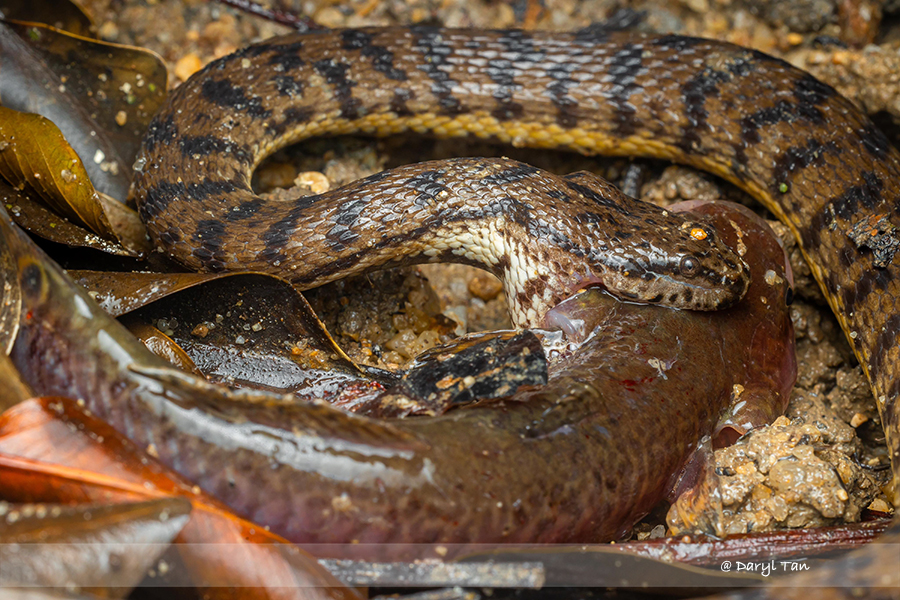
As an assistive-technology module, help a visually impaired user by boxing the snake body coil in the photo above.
[132,28,900,494]
[133,30,757,328]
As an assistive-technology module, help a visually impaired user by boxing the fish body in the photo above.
[5,199,794,558]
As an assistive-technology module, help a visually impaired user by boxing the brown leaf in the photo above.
[121,314,204,376]
[69,270,249,317]
[70,270,382,392]
[0,179,138,255]
[0,106,148,255]
[0,0,94,37]
[96,191,151,253]
[0,397,363,600]
[0,19,167,200]
[1,497,191,597]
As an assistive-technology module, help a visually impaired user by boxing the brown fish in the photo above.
[5,196,794,559]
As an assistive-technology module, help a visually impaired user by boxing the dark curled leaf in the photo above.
[0,20,167,200]
[70,269,381,392]
[0,178,140,255]
[132,273,375,393]
[456,545,765,589]
[69,270,231,317]
[0,0,94,37]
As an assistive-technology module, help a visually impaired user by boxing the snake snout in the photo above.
[672,244,751,311]
[706,261,752,310]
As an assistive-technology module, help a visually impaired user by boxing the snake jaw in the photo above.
[500,221,752,328]
[565,233,750,312]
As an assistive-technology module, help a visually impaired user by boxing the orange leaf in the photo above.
[0,397,362,600]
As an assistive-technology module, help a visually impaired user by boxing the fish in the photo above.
[4,197,795,559]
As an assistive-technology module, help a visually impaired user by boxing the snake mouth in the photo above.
[568,265,750,312]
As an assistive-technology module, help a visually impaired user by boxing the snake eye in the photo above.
[679,255,701,278]
[785,286,794,306]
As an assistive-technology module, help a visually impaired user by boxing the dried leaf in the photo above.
[69,270,258,317]
[96,191,150,253]
[455,546,765,588]
[0,178,137,255]
[0,0,94,37]
[0,397,362,600]
[70,270,382,391]
[0,498,191,597]
[0,106,148,255]
[121,314,204,376]
[0,19,167,199]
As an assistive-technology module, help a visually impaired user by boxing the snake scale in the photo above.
[132,28,900,513]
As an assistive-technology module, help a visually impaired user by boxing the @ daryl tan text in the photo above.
[720,560,811,576]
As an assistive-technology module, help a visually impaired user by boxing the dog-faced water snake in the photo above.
[132,31,760,328]
[131,28,900,507]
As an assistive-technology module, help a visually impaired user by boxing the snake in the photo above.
[131,27,900,513]
[131,32,757,329]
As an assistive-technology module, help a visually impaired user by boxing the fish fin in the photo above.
[666,436,727,538]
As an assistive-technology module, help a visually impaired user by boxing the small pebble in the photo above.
[850,412,868,427]
[467,274,503,301]
[174,53,203,82]
[97,21,118,41]
[314,6,345,28]
[868,498,892,513]
[295,171,331,194]
[257,162,297,191]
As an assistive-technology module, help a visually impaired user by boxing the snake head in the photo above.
[575,214,751,311]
